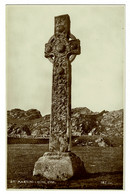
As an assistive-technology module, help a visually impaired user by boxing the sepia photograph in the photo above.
[6,4,124,189]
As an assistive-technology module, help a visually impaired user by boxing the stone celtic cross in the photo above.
[33,15,85,181]
[45,14,80,152]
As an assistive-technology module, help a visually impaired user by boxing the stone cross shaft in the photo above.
[45,14,80,152]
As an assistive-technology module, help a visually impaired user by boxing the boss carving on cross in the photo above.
[45,14,80,63]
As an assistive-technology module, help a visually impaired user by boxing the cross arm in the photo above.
[69,39,80,55]
[45,43,53,58]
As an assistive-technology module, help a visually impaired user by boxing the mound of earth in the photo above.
[7,108,42,121]
[7,108,123,145]
[99,110,123,137]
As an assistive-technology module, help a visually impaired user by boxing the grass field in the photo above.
[7,144,123,189]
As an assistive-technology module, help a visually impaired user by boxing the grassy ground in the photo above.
[72,135,123,147]
[7,144,123,189]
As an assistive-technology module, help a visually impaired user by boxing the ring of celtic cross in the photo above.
[45,33,77,63]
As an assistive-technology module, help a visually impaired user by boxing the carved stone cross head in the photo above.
[45,14,80,63]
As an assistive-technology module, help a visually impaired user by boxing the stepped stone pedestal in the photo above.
[33,152,86,181]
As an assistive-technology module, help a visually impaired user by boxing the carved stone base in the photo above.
[33,152,86,181]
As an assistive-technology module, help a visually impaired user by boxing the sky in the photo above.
[6,5,125,116]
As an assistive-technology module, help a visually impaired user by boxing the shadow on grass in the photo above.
[7,170,123,189]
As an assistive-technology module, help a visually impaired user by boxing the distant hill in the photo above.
[7,107,123,140]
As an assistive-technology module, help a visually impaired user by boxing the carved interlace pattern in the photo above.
[50,56,69,152]
[45,15,80,152]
